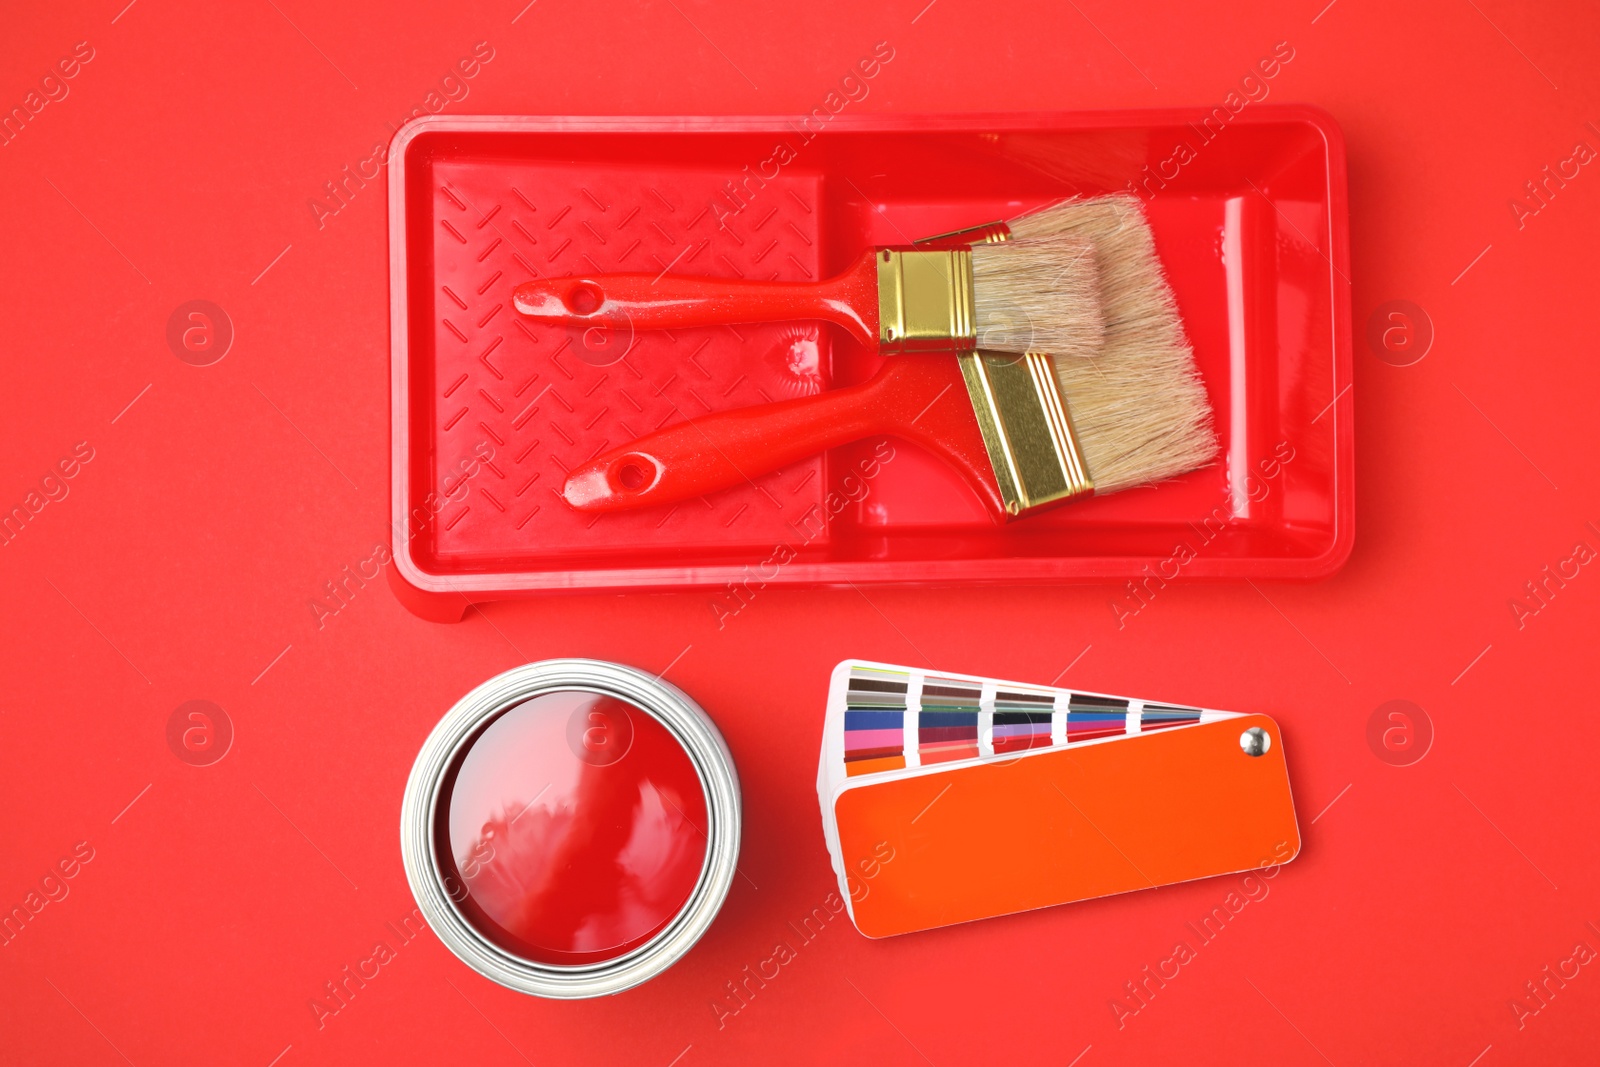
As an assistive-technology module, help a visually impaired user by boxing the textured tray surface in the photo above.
[424,159,827,560]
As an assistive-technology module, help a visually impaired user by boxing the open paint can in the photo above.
[401,659,740,998]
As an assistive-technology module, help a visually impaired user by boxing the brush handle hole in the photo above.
[564,282,605,316]
[614,455,656,492]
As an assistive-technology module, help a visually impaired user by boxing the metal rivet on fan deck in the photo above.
[1240,726,1271,757]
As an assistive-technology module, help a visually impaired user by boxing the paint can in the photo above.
[401,659,740,997]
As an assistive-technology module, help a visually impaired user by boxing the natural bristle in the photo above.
[1004,197,1123,242]
[970,237,1103,357]
[1037,196,1218,493]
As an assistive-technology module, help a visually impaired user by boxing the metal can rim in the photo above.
[400,658,740,998]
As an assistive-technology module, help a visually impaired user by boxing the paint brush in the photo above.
[929,194,1220,491]
[916,191,1160,247]
[511,236,1103,358]
[560,193,1215,519]
[560,337,1214,520]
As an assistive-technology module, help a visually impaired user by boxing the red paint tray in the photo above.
[387,109,1352,619]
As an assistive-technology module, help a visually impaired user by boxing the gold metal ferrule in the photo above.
[911,221,1013,248]
[876,249,977,354]
[958,350,1093,516]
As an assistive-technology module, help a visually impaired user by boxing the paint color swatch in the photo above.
[1141,704,1203,731]
[833,663,1211,778]
[842,665,909,777]
[1066,693,1129,743]
[918,675,980,765]
[818,660,1301,939]
[992,686,1054,755]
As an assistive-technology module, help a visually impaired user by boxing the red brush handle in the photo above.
[513,251,880,345]
[561,356,1006,518]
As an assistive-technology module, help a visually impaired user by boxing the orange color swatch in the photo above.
[833,714,1299,938]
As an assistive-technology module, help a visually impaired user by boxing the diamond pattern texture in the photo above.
[425,160,829,562]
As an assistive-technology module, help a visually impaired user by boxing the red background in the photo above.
[3,1,1598,1064]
